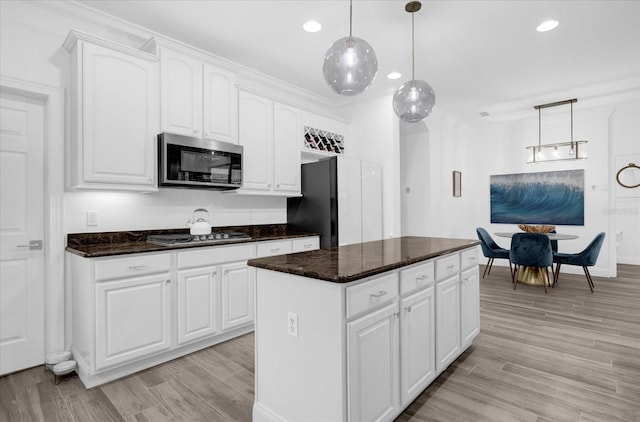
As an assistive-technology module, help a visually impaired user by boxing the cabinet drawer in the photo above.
[400,261,435,295]
[291,237,319,253]
[256,240,292,258]
[346,273,398,319]
[460,248,479,270]
[178,244,255,269]
[435,253,460,281]
[94,253,170,281]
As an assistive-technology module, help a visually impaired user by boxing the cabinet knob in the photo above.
[406,305,413,313]
[193,129,198,134]
[276,184,280,188]
[205,131,210,136]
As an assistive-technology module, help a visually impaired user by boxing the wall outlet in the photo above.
[287,312,298,338]
[87,211,98,227]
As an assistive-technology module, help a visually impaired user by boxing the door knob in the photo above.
[16,240,43,250]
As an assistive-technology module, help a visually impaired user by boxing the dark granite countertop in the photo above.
[247,236,480,283]
[66,224,319,258]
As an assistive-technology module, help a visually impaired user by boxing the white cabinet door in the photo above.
[238,91,273,191]
[460,267,480,349]
[95,274,171,370]
[361,160,383,243]
[400,286,435,406]
[203,64,237,143]
[347,302,399,422]
[273,102,301,194]
[221,261,254,330]
[177,266,219,345]
[435,275,461,373]
[338,157,363,246]
[70,39,158,190]
[160,48,202,137]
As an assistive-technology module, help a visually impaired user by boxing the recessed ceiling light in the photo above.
[303,21,322,33]
[536,20,559,32]
[387,72,402,80]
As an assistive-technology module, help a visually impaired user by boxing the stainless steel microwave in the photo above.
[158,133,243,190]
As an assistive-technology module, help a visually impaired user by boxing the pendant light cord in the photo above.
[349,0,353,40]
[411,10,415,81]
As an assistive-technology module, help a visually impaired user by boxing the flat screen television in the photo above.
[490,169,584,226]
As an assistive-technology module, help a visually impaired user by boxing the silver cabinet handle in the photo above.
[270,248,280,253]
[417,275,430,282]
[16,240,42,250]
[128,265,146,272]
[370,290,387,298]
[447,264,455,270]
[406,305,413,312]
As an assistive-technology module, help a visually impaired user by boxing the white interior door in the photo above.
[0,91,45,375]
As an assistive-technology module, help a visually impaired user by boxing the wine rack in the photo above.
[303,126,344,154]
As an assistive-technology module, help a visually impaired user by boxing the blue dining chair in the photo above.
[476,228,512,280]
[552,232,605,293]
[510,233,553,294]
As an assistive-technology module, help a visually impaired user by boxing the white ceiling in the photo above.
[74,0,640,120]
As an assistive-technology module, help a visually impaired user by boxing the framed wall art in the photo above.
[490,169,584,225]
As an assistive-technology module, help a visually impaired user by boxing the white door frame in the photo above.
[1,75,65,356]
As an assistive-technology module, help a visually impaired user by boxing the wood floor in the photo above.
[1,264,639,422]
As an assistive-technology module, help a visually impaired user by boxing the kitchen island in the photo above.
[247,236,480,422]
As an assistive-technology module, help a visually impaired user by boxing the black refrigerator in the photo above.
[287,157,339,249]
[287,156,383,249]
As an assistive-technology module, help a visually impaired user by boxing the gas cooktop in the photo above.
[146,232,252,246]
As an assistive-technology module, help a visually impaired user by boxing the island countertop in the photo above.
[247,236,480,283]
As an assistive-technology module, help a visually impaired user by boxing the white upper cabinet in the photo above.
[155,45,238,143]
[159,48,203,137]
[203,64,237,144]
[273,102,301,193]
[238,90,300,196]
[238,91,273,191]
[64,30,159,191]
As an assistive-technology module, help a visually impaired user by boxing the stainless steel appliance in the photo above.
[146,232,251,246]
[158,133,243,190]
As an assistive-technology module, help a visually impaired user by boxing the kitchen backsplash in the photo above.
[64,189,287,233]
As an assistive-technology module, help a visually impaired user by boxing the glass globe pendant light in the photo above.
[393,1,436,123]
[323,0,378,96]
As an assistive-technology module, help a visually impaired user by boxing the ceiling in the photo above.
[73,0,640,121]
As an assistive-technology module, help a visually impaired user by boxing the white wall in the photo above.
[396,97,640,277]
[611,101,640,265]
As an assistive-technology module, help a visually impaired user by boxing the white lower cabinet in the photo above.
[253,246,478,422]
[435,274,461,373]
[95,273,171,371]
[400,286,436,405]
[69,236,319,388]
[460,266,480,349]
[221,261,254,330]
[347,302,400,422]
[176,265,219,345]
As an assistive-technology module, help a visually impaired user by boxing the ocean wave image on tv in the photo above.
[490,169,584,225]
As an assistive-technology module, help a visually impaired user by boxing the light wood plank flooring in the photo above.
[1,264,639,421]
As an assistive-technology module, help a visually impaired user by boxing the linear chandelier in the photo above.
[527,98,588,164]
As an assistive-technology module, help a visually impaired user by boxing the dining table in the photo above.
[494,232,579,286]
